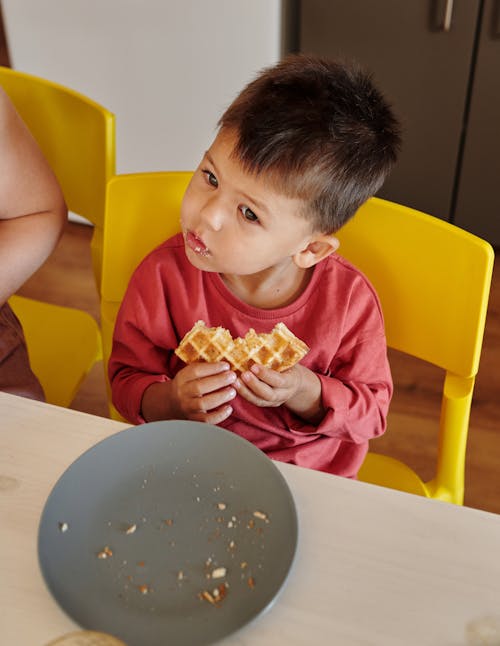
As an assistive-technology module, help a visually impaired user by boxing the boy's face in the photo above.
[180,128,317,277]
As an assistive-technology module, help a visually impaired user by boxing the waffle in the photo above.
[175,320,309,373]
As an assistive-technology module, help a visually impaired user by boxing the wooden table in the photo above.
[2,391,500,645]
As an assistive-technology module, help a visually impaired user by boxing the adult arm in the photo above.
[0,86,67,305]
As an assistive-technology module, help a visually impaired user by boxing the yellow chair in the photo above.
[0,66,116,291]
[336,197,494,505]
[101,172,193,419]
[0,66,115,406]
[9,295,102,407]
[101,177,493,504]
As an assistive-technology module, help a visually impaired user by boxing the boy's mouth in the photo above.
[185,230,210,257]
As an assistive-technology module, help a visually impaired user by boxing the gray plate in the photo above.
[38,421,298,646]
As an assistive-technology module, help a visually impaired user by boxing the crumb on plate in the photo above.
[97,546,113,559]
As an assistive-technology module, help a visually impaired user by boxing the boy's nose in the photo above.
[201,197,226,231]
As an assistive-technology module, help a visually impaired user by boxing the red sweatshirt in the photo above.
[109,233,392,478]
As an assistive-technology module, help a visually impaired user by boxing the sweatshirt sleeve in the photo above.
[281,274,393,444]
[315,332,392,442]
[108,255,179,424]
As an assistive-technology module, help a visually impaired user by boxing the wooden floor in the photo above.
[17,221,500,515]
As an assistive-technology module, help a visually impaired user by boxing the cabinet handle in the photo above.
[436,0,454,32]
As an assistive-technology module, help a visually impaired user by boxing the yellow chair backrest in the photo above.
[336,197,494,504]
[101,172,193,418]
[0,66,115,292]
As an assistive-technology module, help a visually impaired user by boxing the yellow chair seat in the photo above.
[358,453,429,498]
[9,295,102,408]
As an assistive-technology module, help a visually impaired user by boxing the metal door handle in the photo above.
[436,0,455,32]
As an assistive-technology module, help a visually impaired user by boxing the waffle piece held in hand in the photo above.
[175,321,309,373]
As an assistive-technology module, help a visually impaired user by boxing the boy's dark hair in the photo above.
[218,54,401,233]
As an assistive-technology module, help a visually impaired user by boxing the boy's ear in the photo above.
[293,234,340,269]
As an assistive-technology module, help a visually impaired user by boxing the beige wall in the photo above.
[2,0,283,173]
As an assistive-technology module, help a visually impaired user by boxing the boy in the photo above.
[109,54,400,478]
[0,86,66,399]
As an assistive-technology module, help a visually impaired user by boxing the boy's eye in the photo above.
[240,205,259,223]
[202,170,218,188]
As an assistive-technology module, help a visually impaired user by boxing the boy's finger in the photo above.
[185,361,234,379]
[202,404,234,425]
[248,363,285,387]
[187,371,236,398]
[236,374,275,404]
[197,385,237,413]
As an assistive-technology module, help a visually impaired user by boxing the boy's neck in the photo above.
[220,260,314,310]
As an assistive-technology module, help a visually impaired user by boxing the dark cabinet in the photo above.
[297,0,500,245]
[453,1,500,243]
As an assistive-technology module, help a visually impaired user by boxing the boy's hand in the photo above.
[172,362,237,424]
[235,364,302,408]
[235,363,324,424]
